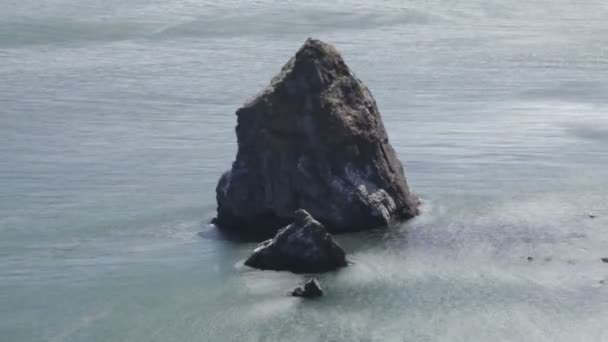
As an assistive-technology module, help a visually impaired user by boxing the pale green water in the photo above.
[1,0,608,341]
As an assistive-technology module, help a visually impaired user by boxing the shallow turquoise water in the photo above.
[1,0,608,341]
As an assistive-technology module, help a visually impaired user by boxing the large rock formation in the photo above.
[214,38,419,234]
[244,209,347,273]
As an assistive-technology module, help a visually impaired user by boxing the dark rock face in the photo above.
[215,38,419,234]
[244,209,347,273]
[292,278,324,298]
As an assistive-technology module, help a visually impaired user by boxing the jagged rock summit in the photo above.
[214,38,419,234]
[244,209,347,273]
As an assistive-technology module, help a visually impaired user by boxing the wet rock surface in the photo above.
[244,209,347,273]
[291,278,324,298]
[214,38,419,235]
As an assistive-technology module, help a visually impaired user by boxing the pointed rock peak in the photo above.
[270,38,351,94]
[295,38,343,65]
[293,209,314,226]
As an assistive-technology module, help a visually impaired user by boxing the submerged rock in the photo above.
[244,209,347,273]
[292,278,324,298]
[601,257,608,263]
[214,38,419,234]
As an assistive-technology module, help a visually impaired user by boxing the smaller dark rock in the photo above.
[292,278,323,298]
[600,280,605,285]
[527,256,534,262]
[588,213,596,219]
[601,257,608,263]
[244,209,347,273]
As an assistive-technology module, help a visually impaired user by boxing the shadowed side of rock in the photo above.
[214,38,419,235]
[244,209,347,273]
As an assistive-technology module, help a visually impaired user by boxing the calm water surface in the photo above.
[1,0,608,341]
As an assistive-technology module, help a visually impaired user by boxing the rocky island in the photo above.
[214,38,419,236]
[245,209,347,273]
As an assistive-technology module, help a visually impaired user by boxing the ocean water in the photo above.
[1,0,608,341]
